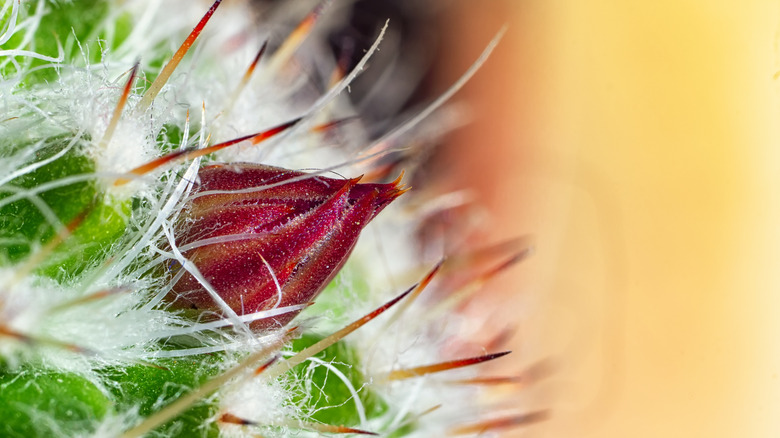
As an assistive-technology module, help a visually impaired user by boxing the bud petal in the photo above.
[167,163,404,328]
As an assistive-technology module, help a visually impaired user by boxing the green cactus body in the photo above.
[287,333,389,427]
[101,356,224,438]
[0,134,130,278]
[0,368,110,437]
[2,0,130,86]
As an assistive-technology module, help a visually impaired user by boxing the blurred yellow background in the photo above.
[440,1,780,436]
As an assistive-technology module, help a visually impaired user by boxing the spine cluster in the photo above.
[0,1,536,437]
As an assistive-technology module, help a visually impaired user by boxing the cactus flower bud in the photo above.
[167,163,405,328]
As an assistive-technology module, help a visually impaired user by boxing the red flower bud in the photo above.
[167,163,405,328]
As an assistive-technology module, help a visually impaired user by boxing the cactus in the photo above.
[0,1,542,436]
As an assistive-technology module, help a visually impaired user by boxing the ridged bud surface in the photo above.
[168,163,404,327]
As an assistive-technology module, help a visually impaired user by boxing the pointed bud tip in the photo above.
[366,171,409,217]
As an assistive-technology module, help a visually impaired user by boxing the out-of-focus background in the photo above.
[436,0,780,436]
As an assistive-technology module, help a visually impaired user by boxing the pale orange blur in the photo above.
[440,1,780,436]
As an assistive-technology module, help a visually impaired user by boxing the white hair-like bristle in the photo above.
[0,1,526,437]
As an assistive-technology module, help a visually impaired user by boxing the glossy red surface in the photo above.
[168,163,404,328]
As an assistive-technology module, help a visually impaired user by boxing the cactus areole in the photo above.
[167,163,405,327]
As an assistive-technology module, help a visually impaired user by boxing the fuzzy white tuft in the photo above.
[0,1,526,437]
